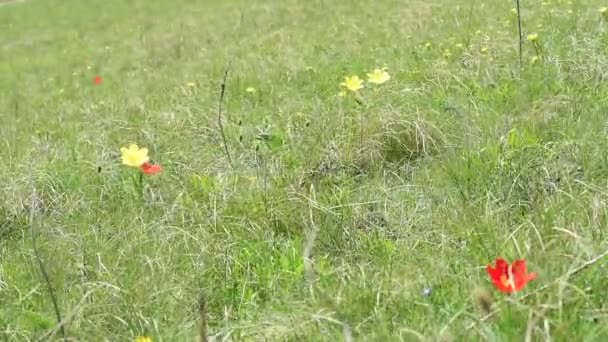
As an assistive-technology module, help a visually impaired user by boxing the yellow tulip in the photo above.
[120,144,149,167]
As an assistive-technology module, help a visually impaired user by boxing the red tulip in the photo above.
[487,258,536,293]
[94,76,102,84]
[140,162,162,175]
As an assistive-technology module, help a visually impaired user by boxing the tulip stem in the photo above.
[133,171,145,201]
[355,94,365,152]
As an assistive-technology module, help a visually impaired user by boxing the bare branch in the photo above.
[198,296,209,342]
[29,190,65,339]
[515,0,523,71]
[217,61,233,168]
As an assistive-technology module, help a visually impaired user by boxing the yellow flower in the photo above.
[530,56,539,64]
[340,75,364,92]
[510,8,517,15]
[526,33,539,42]
[120,144,149,167]
[135,336,152,342]
[480,47,488,54]
[600,7,608,14]
[424,41,432,48]
[455,43,464,49]
[366,69,391,84]
[186,82,196,87]
[245,87,256,93]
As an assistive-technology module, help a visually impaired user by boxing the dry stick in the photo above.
[217,62,233,168]
[467,249,608,331]
[515,0,523,71]
[198,296,209,342]
[29,192,66,340]
[303,185,354,342]
[303,184,319,282]
[254,146,270,220]
[464,0,476,48]
[37,291,94,342]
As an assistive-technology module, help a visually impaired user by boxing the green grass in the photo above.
[2,0,608,340]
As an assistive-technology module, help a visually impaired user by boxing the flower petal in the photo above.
[487,269,514,293]
[141,162,162,175]
[511,260,528,276]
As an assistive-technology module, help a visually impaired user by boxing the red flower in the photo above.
[486,258,536,293]
[94,76,102,84]
[140,162,162,175]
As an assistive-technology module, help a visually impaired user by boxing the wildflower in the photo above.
[424,41,432,48]
[135,337,152,342]
[422,287,432,296]
[94,76,102,84]
[366,68,391,84]
[510,8,517,15]
[120,144,149,167]
[140,161,162,175]
[526,33,539,42]
[340,75,364,92]
[245,87,256,93]
[455,43,464,49]
[531,56,540,64]
[600,7,608,14]
[480,47,488,54]
[186,82,196,87]
[486,258,537,293]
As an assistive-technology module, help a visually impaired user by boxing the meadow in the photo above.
[2,0,608,340]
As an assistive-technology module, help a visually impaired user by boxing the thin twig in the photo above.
[29,191,66,339]
[515,0,523,71]
[217,61,233,167]
[254,145,269,220]
[37,291,93,342]
[198,296,209,342]
[464,0,476,48]
[303,184,319,282]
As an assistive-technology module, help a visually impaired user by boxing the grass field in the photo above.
[2,0,608,340]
